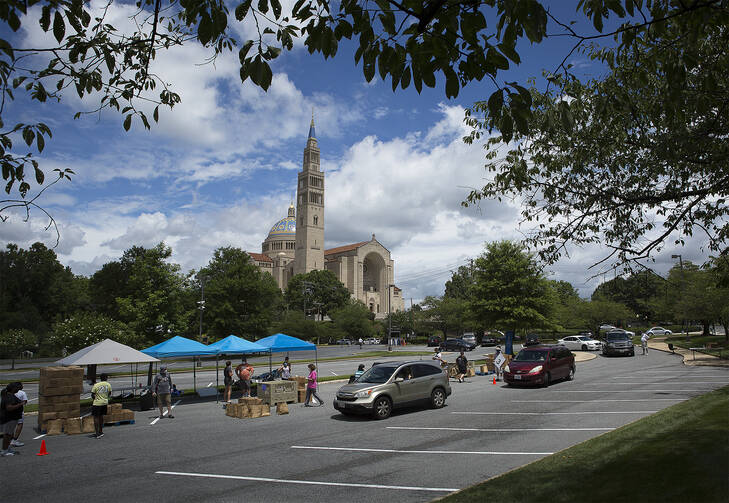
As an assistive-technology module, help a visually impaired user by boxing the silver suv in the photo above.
[333,361,452,419]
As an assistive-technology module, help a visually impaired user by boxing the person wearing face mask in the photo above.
[152,366,174,419]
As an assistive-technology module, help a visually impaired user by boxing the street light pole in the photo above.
[671,254,687,342]
[388,284,394,352]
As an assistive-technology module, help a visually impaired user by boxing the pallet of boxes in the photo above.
[225,397,272,419]
[102,402,135,426]
[37,366,92,435]
[292,376,307,403]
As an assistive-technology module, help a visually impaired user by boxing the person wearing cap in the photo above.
[152,366,174,419]
[494,346,504,381]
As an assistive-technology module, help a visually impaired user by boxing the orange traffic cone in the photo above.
[36,439,49,456]
[492,376,496,385]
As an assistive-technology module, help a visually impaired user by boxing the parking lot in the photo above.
[2,350,727,502]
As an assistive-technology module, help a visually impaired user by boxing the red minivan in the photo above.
[504,345,575,387]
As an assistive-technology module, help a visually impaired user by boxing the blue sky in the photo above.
[0,1,711,301]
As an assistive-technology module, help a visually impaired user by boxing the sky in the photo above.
[0,1,714,302]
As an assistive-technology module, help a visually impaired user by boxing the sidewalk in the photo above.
[646,338,729,367]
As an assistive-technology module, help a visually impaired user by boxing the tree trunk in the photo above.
[702,321,711,337]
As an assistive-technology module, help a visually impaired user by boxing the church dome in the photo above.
[267,206,296,238]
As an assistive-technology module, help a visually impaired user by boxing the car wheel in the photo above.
[581,344,588,351]
[431,387,446,409]
[566,367,575,381]
[542,372,551,388]
[372,396,392,420]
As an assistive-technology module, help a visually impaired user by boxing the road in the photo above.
[2,349,727,502]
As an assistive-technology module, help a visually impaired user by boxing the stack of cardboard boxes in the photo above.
[225,397,271,419]
[103,403,135,424]
[290,376,307,403]
[37,366,83,433]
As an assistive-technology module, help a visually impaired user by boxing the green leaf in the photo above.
[22,127,35,147]
[487,89,504,117]
[239,40,255,62]
[40,6,51,31]
[153,106,159,123]
[258,0,269,15]
[53,11,66,43]
[37,133,45,153]
[559,100,573,131]
[500,114,513,142]
[444,68,459,99]
[400,66,411,90]
[123,114,132,131]
[35,166,44,184]
[271,0,282,18]
[235,0,253,20]
[7,11,20,31]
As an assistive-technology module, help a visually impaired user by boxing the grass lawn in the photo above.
[438,386,729,503]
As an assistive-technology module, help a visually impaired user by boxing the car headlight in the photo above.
[529,365,543,374]
[354,389,373,398]
[503,364,510,373]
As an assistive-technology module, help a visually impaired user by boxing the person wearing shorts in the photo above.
[223,360,233,405]
[235,359,254,397]
[11,382,27,447]
[152,366,174,419]
[91,374,112,438]
[1,382,23,456]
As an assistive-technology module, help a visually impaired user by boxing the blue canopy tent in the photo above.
[142,336,218,392]
[208,335,270,401]
[256,333,318,382]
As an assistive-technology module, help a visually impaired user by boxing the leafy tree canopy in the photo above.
[198,247,282,339]
[49,311,138,353]
[285,269,350,317]
[330,299,375,340]
[470,240,556,332]
[444,264,475,301]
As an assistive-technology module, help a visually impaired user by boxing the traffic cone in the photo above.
[36,439,49,456]
[492,376,496,385]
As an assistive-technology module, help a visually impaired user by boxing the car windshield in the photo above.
[358,365,397,384]
[514,350,547,361]
[607,333,630,341]
[577,336,591,341]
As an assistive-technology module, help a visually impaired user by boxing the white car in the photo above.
[557,335,602,351]
[644,327,672,336]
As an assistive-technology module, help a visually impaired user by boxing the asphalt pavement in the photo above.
[2,348,727,502]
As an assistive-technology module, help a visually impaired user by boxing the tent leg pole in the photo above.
[269,352,272,374]
[216,356,219,403]
[193,357,197,393]
[147,362,153,386]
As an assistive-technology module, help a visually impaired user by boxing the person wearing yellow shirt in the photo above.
[90,374,112,439]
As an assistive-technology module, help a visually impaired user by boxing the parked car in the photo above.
[462,332,477,346]
[578,331,593,337]
[524,333,540,346]
[333,361,452,419]
[440,338,476,351]
[607,328,636,338]
[337,338,352,345]
[481,335,498,347]
[427,335,442,347]
[504,345,575,387]
[557,335,602,351]
[602,330,635,356]
[644,326,673,336]
[599,324,617,332]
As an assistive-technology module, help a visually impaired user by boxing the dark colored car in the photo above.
[504,345,575,387]
[440,338,476,351]
[427,336,442,347]
[602,330,635,356]
[481,330,503,346]
[524,333,540,346]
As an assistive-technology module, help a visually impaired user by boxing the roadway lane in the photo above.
[2,349,727,502]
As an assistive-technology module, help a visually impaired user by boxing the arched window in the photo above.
[313,215,318,226]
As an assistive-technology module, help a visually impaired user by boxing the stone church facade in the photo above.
[248,117,404,318]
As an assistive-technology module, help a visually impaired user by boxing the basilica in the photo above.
[248,117,404,318]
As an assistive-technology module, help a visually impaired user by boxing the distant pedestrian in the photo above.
[358,337,363,349]
[236,359,254,397]
[11,382,27,447]
[152,366,174,419]
[641,333,650,355]
[91,374,112,438]
[304,364,323,407]
[432,347,445,368]
[354,364,366,380]
[1,382,23,455]
[223,360,234,404]
[456,351,468,383]
[494,346,504,381]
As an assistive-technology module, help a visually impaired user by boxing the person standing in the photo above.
[1,382,23,455]
[90,374,112,438]
[358,337,363,349]
[456,351,468,383]
[279,357,291,379]
[493,346,505,381]
[236,359,254,397]
[641,332,650,355]
[304,363,323,407]
[152,366,174,419]
[11,382,27,447]
[354,364,366,380]
[432,347,445,368]
[223,360,234,405]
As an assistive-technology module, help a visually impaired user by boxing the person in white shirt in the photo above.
[11,382,27,447]
[641,333,650,355]
[432,347,445,368]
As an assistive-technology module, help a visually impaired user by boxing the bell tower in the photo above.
[293,112,325,275]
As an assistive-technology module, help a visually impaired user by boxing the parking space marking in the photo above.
[33,434,46,440]
[207,382,213,387]
[291,446,553,455]
[511,399,685,403]
[387,426,615,432]
[551,389,707,393]
[594,381,726,384]
[156,471,458,493]
[451,411,657,415]
[150,399,182,425]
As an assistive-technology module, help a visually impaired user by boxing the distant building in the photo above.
[248,116,404,318]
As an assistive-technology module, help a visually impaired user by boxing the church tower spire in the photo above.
[293,111,325,275]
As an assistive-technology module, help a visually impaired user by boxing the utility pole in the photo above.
[197,275,207,367]
[388,285,393,352]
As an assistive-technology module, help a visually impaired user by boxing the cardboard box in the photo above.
[46,418,64,435]
[82,416,96,433]
[225,403,236,417]
[260,405,271,417]
[65,417,82,435]
[109,403,123,412]
[276,402,289,415]
[238,397,262,405]
[249,404,263,418]
[120,410,135,421]
[297,389,306,403]
[40,385,84,396]
[39,366,83,379]
[466,368,475,377]
[236,403,249,419]
[39,395,80,407]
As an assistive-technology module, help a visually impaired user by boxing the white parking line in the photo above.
[387,426,615,432]
[33,434,46,440]
[156,471,458,493]
[291,446,553,455]
[451,411,657,415]
[150,399,182,425]
[207,382,213,387]
[551,389,707,393]
[330,371,338,376]
[511,399,685,403]
[593,381,726,384]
